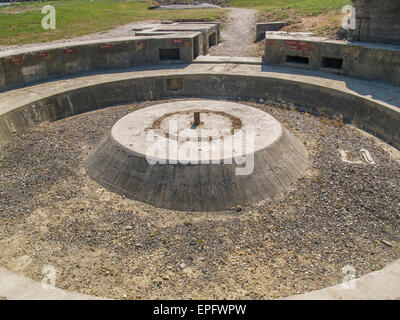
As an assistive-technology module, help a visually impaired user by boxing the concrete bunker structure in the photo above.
[0,11,399,300]
[0,22,220,91]
[0,59,399,298]
[348,0,400,45]
[263,31,400,86]
[132,21,221,55]
[263,0,400,87]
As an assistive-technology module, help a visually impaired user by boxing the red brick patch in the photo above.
[8,56,24,64]
[99,44,113,50]
[64,47,78,54]
[37,52,49,58]
[284,40,314,52]
[266,40,278,47]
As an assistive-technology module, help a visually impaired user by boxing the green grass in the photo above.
[0,0,352,46]
[228,0,351,20]
[0,0,227,45]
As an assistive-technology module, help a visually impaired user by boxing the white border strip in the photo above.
[0,267,105,300]
[282,259,400,300]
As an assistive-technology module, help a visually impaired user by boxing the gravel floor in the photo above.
[0,98,399,299]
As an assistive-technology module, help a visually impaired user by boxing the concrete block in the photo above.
[350,0,400,45]
[264,32,400,86]
[134,22,220,54]
[256,22,286,41]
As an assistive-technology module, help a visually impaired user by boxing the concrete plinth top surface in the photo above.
[112,100,282,162]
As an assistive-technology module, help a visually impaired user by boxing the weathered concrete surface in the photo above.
[85,100,308,211]
[264,31,400,86]
[0,267,103,300]
[256,22,286,41]
[283,258,400,300]
[0,22,220,91]
[0,35,197,91]
[0,63,399,151]
[350,0,400,45]
[133,22,221,55]
[0,61,399,299]
[194,55,262,65]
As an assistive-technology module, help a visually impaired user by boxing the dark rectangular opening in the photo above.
[193,35,200,59]
[286,55,309,65]
[322,57,343,70]
[208,32,217,48]
[159,48,180,61]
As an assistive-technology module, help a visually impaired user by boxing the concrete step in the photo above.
[194,55,262,65]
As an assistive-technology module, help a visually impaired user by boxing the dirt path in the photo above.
[210,8,262,57]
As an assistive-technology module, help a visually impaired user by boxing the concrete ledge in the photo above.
[1,258,399,299]
[0,267,103,300]
[194,55,262,65]
[0,63,399,151]
[264,32,400,86]
[283,259,400,300]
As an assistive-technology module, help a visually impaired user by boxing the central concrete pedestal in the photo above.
[85,100,309,211]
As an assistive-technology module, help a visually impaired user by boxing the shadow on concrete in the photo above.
[260,65,400,108]
[253,38,265,44]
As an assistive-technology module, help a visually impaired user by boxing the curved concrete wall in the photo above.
[0,35,197,91]
[0,72,399,150]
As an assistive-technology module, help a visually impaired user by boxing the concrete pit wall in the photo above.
[0,73,399,150]
[0,35,197,91]
[264,32,400,86]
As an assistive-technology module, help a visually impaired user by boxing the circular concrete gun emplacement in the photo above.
[85,100,308,211]
[0,53,399,299]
